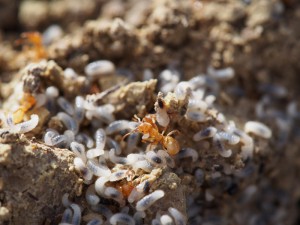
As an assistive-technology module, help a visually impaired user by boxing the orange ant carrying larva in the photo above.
[123,114,180,155]
[12,93,36,124]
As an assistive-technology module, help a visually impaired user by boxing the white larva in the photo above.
[86,219,103,225]
[109,213,135,225]
[177,148,198,162]
[74,157,93,183]
[95,128,106,150]
[105,120,138,135]
[109,170,128,182]
[45,86,59,98]
[104,187,124,205]
[136,180,150,193]
[42,25,63,45]
[12,114,39,133]
[63,130,75,146]
[132,160,153,172]
[90,104,115,123]
[126,153,146,165]
[175,82,191,100]
[128,188,144,203]
[90,204,113,220]
[244,121,272,139]
[233,129,254,159]
[143,69,154,81]
[85,185,100,206]
[207,66,235,81]
[159,69,180,94]
[86,147,105,159]
[152,219,161,225]
[188,75,206,90]
[217,131,240,145]
[5,113,14,128]
[64,68,78,80]
[70,141,87,163]
[109,148,128,164]
[188,99,208,112]
[168,207,187,225]
[74,96,85,123]
[134,211,146,225]
[213,134,232,158]
[146,151,166,166]
[70,203,81,225]
[186,110,206,122]
[60,208,72,224]
[87,159,111,177]
[75,133,94,148]
[49,133,68,147]
[95,177,109,196]
[85,60,115,79]
[193,126,217,141]
[34,93,47,108]
[107,137,122,155]
[136,190,165,211]
[204,95,216,106]
[62,193,72,207]
[156,107,170,128]
[57,112,78,134]
[57,97,75,116]
[160,214,174,225]
[157,150,175,168]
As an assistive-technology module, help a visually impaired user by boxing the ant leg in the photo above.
[167,130,180,137]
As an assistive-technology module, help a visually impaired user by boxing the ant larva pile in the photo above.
[0,56,273,225]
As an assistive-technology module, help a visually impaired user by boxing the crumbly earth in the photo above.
[0,134,82,225]
[0,0,300,225]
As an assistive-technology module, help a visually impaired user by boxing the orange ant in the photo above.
[123,114,180,155]
[12,93,36,124]
[16,32,47,61]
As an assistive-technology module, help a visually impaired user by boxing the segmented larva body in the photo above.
[213,134,232,158]
[175,82,191,101]
[70,203,81,225]
[57,112,78,134]
[177,148,198,162]
[86,219,103,225]
[207,66,235,81]
[85,60,115,79]
[86,159,111,177]
[109,213,135,225]
[104,187,125,206]
[217,131,240,145]
[70,141,87,163]
[109,170,128,182]
[168,207,187,225]
[160,214,174,225]
[193,126,217,141]
[13,114,39,133]
[136,190,165,211]
[106,120,138,135]
[244,121,272,139]
[74,157,93,183]
[57,97,74,116]
[85,185,100,206]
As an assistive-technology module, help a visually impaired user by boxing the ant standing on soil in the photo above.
[124,113,180,155]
